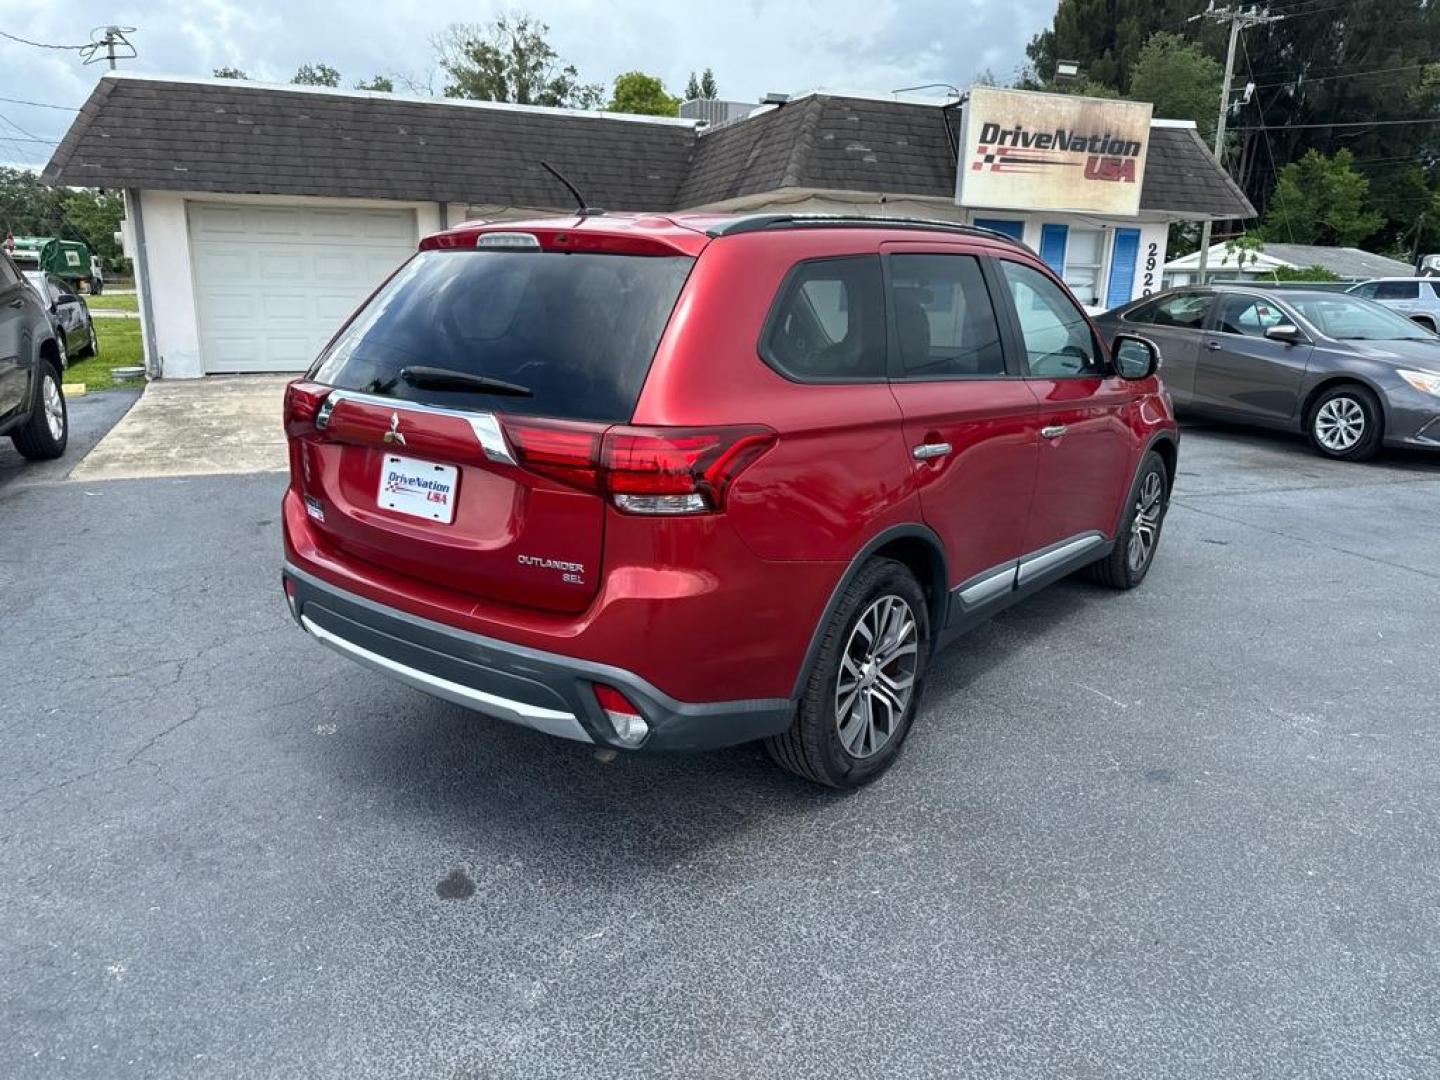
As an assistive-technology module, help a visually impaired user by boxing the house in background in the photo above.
[1164,241,1412,287]
[44,72,1253,378]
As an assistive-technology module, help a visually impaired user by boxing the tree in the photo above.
[355,75,394,93]
[685,72,701,100]
[1260,149,1383,247]
[1025,0,1211,91]
[1127,32,1222,142]
[212,67,248,79]
[0,169,127,271]
[292,63,341,87]
[608,71,680,117]
[434,15,603,108]
[699,68,718,99]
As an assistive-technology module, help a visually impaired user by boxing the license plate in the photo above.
[378,454,459,524]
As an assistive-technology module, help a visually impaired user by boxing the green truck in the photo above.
[7,236,102,294]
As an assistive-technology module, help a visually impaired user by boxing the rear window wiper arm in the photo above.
[399,366,534,397]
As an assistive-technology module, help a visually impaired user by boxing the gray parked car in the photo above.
[1346,278,1440,332]
[1095,285,1440,460]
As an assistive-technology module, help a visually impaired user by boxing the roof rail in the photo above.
[706,213,1030,249]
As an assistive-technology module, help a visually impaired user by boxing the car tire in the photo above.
[1087,450,1169,590]
[765,557,930,789]
[81,320,100,359]
[1307,384,1382,461]
[11,362,68,461]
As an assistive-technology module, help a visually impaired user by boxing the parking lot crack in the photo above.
[1172,499,1440,582]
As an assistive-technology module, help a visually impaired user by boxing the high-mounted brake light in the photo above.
[501,419,776,515]
[475,232,542,249]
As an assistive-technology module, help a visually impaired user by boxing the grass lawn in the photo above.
[90,292,138,313]
[63,317,144,392]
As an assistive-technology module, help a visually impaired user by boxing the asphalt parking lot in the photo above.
[3,414,1438,1079]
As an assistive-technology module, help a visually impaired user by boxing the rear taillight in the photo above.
[501,419,776,515]
[283,381,332,435]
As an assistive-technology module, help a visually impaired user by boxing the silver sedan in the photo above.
[1095,286,1440,460]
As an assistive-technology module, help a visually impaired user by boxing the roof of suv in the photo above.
[421,212,1032,259]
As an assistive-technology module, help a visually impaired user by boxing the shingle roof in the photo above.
[45,76,1255,221]
[42,75,697,210]
[1141,124,1256,220]
[1255,244,1411,279]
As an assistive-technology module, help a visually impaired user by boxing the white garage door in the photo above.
[188,202,417,373]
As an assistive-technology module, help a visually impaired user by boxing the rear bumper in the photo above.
[282,563,795,752]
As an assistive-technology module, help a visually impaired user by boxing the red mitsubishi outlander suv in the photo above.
[282,214,1176,787]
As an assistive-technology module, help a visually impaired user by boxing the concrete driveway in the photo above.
[2,419,1438,1079]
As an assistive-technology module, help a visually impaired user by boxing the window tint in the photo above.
[1373,281,1419,300]
[998,260,1102,377]
[888,254,1006,378]
[1214,294,1287,337]
[1148,291,1212,330]
[1349,283,1378,299]
[762,256,886,380]
[1426,282,1440,299]
[0,256,17,286]
[311,249,693,423]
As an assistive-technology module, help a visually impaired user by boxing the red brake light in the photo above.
[593,684,640,716]
[500,419,776,515]
[283,381,332,435]
[603,426,776,513]
[503,417,605,492]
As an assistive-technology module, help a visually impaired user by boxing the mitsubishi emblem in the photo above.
[382,412,407,447]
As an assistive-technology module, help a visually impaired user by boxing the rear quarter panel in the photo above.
[633,229,922,564]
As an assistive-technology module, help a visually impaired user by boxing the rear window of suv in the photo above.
[310,249,694,422]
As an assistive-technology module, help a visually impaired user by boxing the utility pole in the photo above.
[1190,5,1281,285]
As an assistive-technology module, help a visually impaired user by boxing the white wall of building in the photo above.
[131,191,442,378]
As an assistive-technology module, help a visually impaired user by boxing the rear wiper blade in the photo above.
[399,366,533,397]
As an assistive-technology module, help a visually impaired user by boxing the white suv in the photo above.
[1347,278,1440,332]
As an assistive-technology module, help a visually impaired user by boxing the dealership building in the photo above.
[44,73,1254,378]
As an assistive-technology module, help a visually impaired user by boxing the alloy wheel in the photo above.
[1127,469,1164,573]
[835,594,919,759]
[43,375,64,442]
[1314,396,1365,452]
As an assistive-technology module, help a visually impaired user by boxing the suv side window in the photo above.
[997,260,1103,378]
[1350,282,1378,299]
[761,256,886,381]
[888,254,1006,378]
[1374,281,1419,300]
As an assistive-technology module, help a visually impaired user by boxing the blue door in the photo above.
[973,218,1025,243]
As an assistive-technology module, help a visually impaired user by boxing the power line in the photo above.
[0,28,88,50]
[0,136,58,144]
[1241,34,1295,244]
[1241,61,1433,91]
[1230,118,1440,130]
[0,95,79,112]
[0,111,47,143]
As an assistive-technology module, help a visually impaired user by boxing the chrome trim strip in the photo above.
[956,564,1017,608]
[1016,532,1105,585]
[322,388,515,464]
[299,613,592,743]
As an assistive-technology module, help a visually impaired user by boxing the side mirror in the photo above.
[54,293,77,306]
[1264,322,1303,344]
[1111,333,1160,380]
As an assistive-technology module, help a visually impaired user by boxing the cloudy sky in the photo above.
[0,0,1054,169]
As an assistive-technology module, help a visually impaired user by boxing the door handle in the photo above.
[912,442,952,461]
[1040,425,1068,439]
[7,299,23,309]
[1205,340,1223,351]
